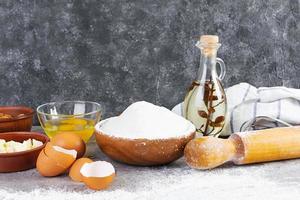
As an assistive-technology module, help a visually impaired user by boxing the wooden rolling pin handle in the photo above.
[184,127,300,170]
[184,136,238,170]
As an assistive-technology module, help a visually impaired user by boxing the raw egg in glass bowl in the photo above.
[37,101,101,142]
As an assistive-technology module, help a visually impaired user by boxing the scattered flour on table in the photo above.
[96,101,195,139]
[1,139,300,200]
[1,159,300,200]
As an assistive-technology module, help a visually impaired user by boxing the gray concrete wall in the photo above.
[0,0,299,122]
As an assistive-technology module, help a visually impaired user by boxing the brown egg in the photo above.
[51,132,86,158]
[44,142,77,169]
[69,158,93,182]
[80,161,115,190]
[36,149,66,177]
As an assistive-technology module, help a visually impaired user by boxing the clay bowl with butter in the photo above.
[95,119,196,166]
[0,132,49,172]
[0,106,34,133]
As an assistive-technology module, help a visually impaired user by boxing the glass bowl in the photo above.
[37,101,102,142]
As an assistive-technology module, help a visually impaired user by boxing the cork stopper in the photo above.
[200,35,219,44]
[198,35,220,56]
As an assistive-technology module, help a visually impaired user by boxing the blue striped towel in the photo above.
[172,82,300,136]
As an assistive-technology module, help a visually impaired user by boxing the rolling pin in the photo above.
[184,127,300,169]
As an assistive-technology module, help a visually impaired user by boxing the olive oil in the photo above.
[184,80,226,137]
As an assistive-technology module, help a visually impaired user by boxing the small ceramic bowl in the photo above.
[95,120,195,166]
[0,132,49,172]
[0,106,34,133]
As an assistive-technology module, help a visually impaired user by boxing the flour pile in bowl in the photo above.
[96,101,195,139]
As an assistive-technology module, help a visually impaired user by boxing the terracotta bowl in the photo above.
[0,132,49,172]
[0,106,34,133]
[95,121,195,166]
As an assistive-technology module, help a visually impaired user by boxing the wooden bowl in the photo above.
[0,132,49,172]
[95,122,195,166]
[0,106,34,133]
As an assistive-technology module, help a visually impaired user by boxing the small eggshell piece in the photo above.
[80,161,115,190]
[69,158,93,182]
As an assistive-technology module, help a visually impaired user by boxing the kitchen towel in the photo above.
[172,82,300,136]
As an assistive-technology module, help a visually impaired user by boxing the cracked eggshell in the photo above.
[51,132,86,158]
[44,142,77,169]
[69,157,93,182]
[36,149,66,177]
[80,161,115,190]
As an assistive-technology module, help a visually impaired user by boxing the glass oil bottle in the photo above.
[183,35,227,137]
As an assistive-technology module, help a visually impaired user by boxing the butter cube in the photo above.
[32,139,43,148]
[0,140,6,153]
[5,141,16,153]
[23,139,32,150]
[14,142,27,152]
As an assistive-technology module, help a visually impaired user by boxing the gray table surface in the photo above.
[0,127,300,200]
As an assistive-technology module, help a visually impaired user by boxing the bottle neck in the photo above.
[196,47,219,84]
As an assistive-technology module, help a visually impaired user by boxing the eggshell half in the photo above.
[69,158,93,182]
[80,161,115,190]
[51,132,86,158]
[44,142,77,169]
[36,149,66,177]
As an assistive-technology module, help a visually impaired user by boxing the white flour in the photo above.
[95,101,195,139]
